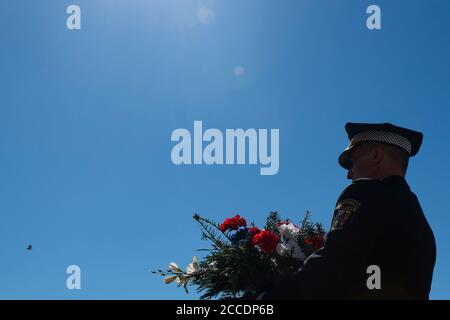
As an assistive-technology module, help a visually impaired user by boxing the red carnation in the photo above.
[248,227,261,237]
[304,236,324,250]
[219,215,247,232]
[251,230,280,253]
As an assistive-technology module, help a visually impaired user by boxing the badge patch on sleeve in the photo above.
[331,199,361,230]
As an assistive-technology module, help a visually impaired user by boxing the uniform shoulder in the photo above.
[339,178,385,199]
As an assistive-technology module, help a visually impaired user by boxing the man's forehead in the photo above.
[349,143,367,157]
[348,143,378,161]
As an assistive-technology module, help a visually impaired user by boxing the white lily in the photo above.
[176,275,188,285]
[193,256,200,271]
[186,256,200,274]
[168,262,183,273]
[163,275,178,284]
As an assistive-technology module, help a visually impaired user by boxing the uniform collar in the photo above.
[352,175,409,187]
[381,175,409,187]
[352,177,373,182]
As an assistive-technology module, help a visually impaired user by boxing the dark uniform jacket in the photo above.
[262,175,436,300]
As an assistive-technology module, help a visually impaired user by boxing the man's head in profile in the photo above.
[337,123,423,181]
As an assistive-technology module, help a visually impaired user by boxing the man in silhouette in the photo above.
[261,122,436,299]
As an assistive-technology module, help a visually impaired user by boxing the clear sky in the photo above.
[0,0,449,299]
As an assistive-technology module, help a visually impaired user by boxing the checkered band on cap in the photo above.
[349,131,412,154]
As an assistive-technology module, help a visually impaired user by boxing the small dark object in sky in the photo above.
[27,244,32,251]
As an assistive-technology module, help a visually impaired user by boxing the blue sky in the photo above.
[0,0,449,299]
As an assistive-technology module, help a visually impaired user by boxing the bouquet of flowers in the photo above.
[153,211,325,299]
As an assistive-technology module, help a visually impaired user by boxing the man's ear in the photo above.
[372,145,385,166]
